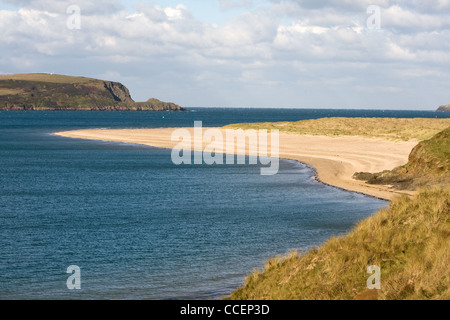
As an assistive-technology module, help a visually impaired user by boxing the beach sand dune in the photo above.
[55,128,418,200]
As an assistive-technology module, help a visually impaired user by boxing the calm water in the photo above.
[0,109,448,299]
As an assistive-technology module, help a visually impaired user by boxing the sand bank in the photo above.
[54,128,419,200]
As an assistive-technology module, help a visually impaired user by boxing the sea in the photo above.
[0,108,448,300]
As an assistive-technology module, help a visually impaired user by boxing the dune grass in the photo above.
[354,126,450,190]
[229,186,450,300]
[227,119,450,300]
[224,118,450,141]
[418,126,450,164]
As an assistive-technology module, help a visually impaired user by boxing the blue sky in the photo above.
[1,0,449,109]
[125,0,269,25]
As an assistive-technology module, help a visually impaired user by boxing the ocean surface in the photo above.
[1,108,448,300]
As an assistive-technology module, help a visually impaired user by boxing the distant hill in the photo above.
[437,104,450,112]
[354,126,450,190]
[0,73,185,111]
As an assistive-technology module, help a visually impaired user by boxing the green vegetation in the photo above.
[0,73,185,111]
[354,127,450,190]
[229,186,450,300]
[228,123,449,300]
[0,73,94,84]
[135,98,185,111]
[224,117,450,141]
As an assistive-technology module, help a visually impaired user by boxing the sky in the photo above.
[0,0,449,110]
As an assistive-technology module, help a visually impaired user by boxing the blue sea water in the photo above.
[0,108,448,300]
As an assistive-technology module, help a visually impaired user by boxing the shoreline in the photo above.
[54,127,419,201]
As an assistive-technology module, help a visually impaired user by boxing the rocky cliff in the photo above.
[0,73,185,111]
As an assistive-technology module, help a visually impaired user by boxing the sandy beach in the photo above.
[54,128,419,200]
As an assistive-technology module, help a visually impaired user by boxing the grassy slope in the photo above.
[228,123,450,300]
[354,127,450,190]
[0,74,124,110]
[0,79,118,110]
[224,117,450,141]
[229,186,450,300]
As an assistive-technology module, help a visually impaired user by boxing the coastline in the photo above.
[54,127,419,201]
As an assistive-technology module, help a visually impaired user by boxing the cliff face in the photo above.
[103,81,134,105]
[437,104,450,112]
[0,73,185,111]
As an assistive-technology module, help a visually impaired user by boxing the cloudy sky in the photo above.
[0,0,449,109]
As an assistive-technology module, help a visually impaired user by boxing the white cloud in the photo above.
[383,5,450,31]
[0,0,449,109]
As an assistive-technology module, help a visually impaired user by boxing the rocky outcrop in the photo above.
[103,81,134,105]
[437,104,450,112]
[135,98,183,111]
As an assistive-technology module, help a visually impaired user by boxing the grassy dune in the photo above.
[229,186,450,300]
[228,123,450,300]
[224,117,450,141]
[354,127,450,190]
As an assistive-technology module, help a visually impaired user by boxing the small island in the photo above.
[437,104,450,112]
[0,73,186,111]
